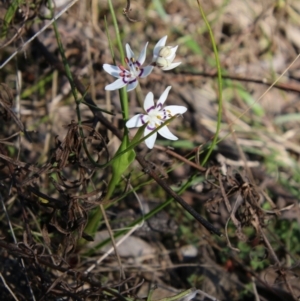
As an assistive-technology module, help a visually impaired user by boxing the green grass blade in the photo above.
[1,0,22,38]
[197,1,223,166]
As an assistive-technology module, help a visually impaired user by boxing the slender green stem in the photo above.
[104,16,116,65]
[135,83,144,108]
[107,0,124,63]
[50,0,109,239]
[52,21,93,169]
[107,0,129,120]
[197,1,223,166]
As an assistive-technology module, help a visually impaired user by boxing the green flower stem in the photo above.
[107,0,129,120]
[135,83,144,108]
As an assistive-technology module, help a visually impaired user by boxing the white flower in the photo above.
[103,42,154,92]
[126,86,187,149]
[152,36,181,71]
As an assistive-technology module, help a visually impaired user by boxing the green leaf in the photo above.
[112,135,136,177]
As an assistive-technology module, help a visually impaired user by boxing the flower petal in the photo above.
[137,42,148,65]
[166,45,178,60]
[144,127,157,149]
[162,62,181,71]
[140,65,154,78]
[164,105,187,115]
[158,125,178,140]
[103,64,122,78]
[105,78,127,90]
[126,114,147,128]
[153,36,168,58]
[143,92,155,112]
[126,80,138,92]
[157,86,172,107]
[126,44,135,59]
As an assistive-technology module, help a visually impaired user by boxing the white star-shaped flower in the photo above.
[126,86,187,149]
[103,42,154,92]
[152,36,181,71]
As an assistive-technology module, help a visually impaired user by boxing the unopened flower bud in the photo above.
[158,46,173,58]
[153,36,181,71]
[156,57,172,68]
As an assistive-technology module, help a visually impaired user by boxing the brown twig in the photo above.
[155,145,206,172]
[135,153,222,236]
[122,0,142,22]
[149,70,300,93]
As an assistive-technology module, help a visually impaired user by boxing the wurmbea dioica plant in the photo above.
[86,32,186,238]
[103,42,153,92]
[126,86,187,149]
